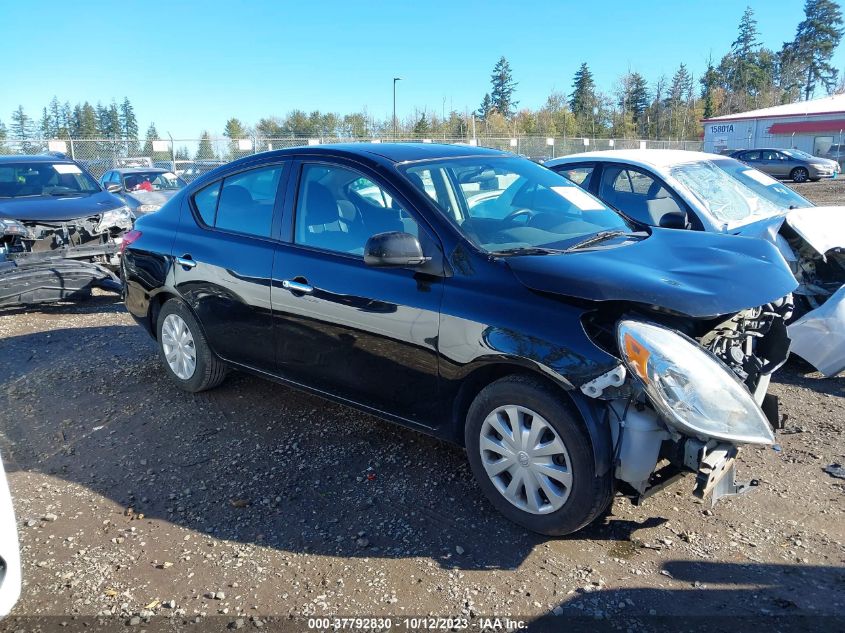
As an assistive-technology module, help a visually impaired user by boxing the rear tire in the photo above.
[465,375,613,536]
[791,167,809,183]
[156,299,227,392]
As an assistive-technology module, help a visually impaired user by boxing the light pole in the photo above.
[393,77,402,140]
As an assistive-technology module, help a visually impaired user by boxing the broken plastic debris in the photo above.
[824,463,845,480]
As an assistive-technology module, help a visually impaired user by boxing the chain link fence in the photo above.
[0,136,703,181]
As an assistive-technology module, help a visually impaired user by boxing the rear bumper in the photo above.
[788,285,845,376]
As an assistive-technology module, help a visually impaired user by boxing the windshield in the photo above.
[781,149,816,160]
[401,156,631,253]
[123,171,186,192]
[0,162,100,198]
[671,157,812,224]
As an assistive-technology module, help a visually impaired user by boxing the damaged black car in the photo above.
[122,144,798,535]
[0,155,133,307]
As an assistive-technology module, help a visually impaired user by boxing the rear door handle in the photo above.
[281,279,313,294]
[176,254,196,269]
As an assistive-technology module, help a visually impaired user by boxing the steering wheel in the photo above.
[500,208,537,227]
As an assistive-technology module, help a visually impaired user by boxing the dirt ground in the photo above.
[0,182,843,631]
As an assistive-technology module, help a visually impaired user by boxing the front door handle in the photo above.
[176,254,196,269]
[281,279,313,294]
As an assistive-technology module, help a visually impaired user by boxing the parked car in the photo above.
[729,148,839,182]
[0,451,21,616]
[99,167,187,216]
[546,150,845,376]
[0,155,132,307]
[179,160,227,183]
[122,144,798,535]
[823,143,845,164]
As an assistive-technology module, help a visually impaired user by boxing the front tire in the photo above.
[465,375,613,536]
[156,299,227,392]
[791,167,809,183]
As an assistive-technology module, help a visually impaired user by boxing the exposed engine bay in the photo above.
[0,214,131,269]
[780,226,845,317]
[580,297,792,506]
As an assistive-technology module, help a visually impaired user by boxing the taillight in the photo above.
[119,229,142,254]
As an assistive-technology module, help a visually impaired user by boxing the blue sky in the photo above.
[1,0,840,138]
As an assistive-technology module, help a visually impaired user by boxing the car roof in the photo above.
[238,142,510,165]
[546,149,731,170]
[0,154,75,164]
[111,167,171,174]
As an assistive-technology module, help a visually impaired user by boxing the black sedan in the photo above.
[122,144,797,535]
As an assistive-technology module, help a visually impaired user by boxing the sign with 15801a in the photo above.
[709,124,735,134]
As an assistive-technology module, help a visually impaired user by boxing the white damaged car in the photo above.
[546,150,845,376]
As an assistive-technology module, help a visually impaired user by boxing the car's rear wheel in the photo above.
[157,299,227,392]
[791,167,810,183]
[465,375,613,535]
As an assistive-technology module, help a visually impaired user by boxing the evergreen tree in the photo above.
[39,107,53,139]
[74,102,98,138]
[620,72,650,128]
[142,122,160,156]
[106,102,122,139]
[10,106,34,146]
[119,97,139,141]
[489,57,518,117]
[477,93,493,119]
[0,119,7,153]
[729,6,762,93]
[785,0,845,99]
[223,118,248,157]
[48,97,62,137]
[701,57,721,118]
[570,63,597,118]
[413,112,431,136]
[175,146,190,160]
[196,131,214,160]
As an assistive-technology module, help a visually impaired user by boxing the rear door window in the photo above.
[191,164,284,237]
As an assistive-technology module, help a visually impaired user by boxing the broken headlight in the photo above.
[617,320,775,445]
[95,206,134,233]
[0,219,29,238]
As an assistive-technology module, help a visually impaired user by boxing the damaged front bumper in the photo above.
[788,285,845,376]
[0,257,121,308]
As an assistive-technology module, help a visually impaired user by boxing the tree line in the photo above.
[1,0,842,152]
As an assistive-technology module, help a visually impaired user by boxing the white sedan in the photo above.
[545,150,845,376]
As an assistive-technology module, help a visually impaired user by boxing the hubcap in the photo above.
[479,405,573,515]
[161,314,197,380]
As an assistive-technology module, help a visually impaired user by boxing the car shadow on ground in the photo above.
[0,322,676,573]
[773,357,845,397]
[527,560,845,632]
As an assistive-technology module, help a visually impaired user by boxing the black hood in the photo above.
[0,190,126,222]
[506,228,798,318]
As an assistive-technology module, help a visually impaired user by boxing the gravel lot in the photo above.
[0,181,843,630]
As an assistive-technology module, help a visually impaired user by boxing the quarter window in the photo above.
[191,164,284,237]
[556,165,594,188]
[599,165,684,226]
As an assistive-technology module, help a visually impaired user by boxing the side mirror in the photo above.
[106,183,123,193]
[364,232,430,267]
[658,210,687,230]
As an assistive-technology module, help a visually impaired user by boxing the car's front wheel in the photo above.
[791,167,810,183]
[156,299,227,392]
[465,375,613,535]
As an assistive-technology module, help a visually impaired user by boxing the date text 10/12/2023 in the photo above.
[306,617,527,631]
